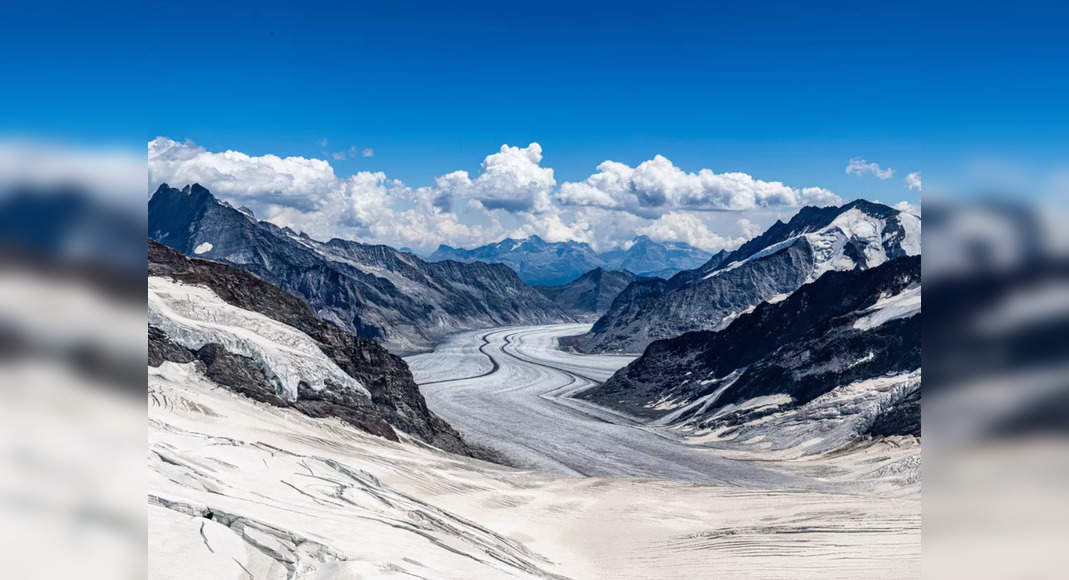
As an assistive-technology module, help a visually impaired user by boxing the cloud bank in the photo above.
[149,137,849,254]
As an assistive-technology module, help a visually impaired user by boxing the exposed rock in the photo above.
[583,256,921,442]
[149,183,571,354]
[534,268,639,317]
[564,200,921,353]
[148,239,481,457]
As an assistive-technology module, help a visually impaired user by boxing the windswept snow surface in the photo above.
[151,356,920,579]
[148,276,368,401]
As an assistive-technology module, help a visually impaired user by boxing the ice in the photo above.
[148,276,368,401]
[853,284,921,330]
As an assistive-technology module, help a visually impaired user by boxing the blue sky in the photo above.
[4,1,1068,249]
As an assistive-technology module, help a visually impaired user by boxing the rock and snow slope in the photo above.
[534,268,640,318]
[150,356,920,579]
[584,256,921,455]
[148,239,477,455]
[564,200,920,353]
[149,183,571,354]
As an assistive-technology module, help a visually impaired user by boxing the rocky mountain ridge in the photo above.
[429,234,712,285]
[149,183,571,354]
[562,199,920,353]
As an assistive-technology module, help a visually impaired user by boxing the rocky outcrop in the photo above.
[564,200,921,353]
[582,256,921,444]
[148,239,485,457]
[534,268,639,317]
[149,183,571,354]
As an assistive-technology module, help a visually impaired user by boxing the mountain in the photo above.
[561,200,921,353]
[582,256,921,453]
[429,235,713,285]
[148,239,490,458]
[429,235,606,285]
[149,183,571,354]
[534,268,639,318]
[599,236,712,278]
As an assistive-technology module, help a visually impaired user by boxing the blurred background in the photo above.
[0,139,147,579]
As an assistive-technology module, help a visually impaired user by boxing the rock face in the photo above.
[429,234,712,285]
[599,236,713,279]
[149,183,571,354]
[534,268,639,317]
[583,256,921,451]
[148,239,484,457]
[563,200,921,353]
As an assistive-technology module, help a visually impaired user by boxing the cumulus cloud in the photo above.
[149,137,338,212]
[905,171,922,191]
[637,212,745,252]
[737,217,762,239]
[332,152,347,160]
[846,158,894,180]
[148,137,844,256]
[557,155,840,216]
[361,148,374,158]
[894,201,921,216]
[434,143,555,213]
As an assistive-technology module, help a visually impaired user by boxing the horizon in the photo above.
[150,178,915,256]
[148,136,922,254]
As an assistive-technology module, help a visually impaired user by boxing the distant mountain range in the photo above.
[534,268,639,318]
[561,199,921,353]
[149,183,572,354]
[583,255,921,452]
[429,235,712,285]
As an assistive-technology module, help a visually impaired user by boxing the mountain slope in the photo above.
[563,200,920,353]
[149,183,571,354]
[430,235,607,285]
[600,236,713,278]
[429,235,712,285]
[534,268,639,317]
[583,256,921,453]
[148,239,483,457]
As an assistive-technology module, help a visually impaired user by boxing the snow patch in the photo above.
[853,284,921,330]
[193,242,213,254]
[148,276,369,401]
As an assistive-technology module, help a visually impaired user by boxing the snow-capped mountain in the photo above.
[149,183,572,354]
[583,255,921,454]
[562,200,921,353]
[148,239,483,456]
[534,268,640,318]
[429,234,712,285]
[600,236,713,280]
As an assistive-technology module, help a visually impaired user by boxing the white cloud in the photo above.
[149,137,338,212]
[637,212,745,252]
[846,158,894,180]
[737,217,762,239]
[894,201,921,216]
[361,148,374,158]
[558,155,840,215]
[332,151,347,160]
[905,171,922,191]
[434,143,555,213]
[148,138,846,256]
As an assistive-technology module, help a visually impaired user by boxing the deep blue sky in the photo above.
[4,0,1067,202]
